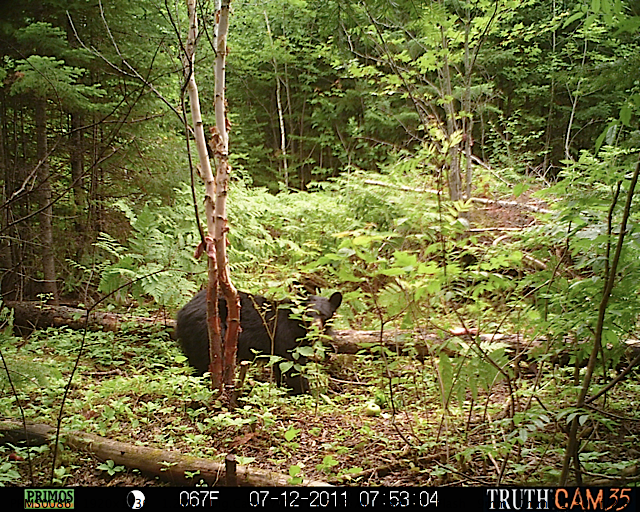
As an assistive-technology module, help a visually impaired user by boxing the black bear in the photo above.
[175,289,342,394]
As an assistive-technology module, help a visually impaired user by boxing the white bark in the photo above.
[264,11,288,188]
[213,0,240,392]
[183,0,216,239]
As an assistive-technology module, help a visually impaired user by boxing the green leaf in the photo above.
[513,183,530,198]
[562,11,585,28]
[279,361,294,373]
[284,427,301,442]
[379,267,409,276]
[620,104,632,127]
[289,465,302,477]
[296,346,315,357]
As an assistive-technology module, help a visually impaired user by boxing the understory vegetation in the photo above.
[3,155,640,486]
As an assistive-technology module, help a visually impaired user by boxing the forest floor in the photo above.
[6,372,519,487]
[6,346,640,488]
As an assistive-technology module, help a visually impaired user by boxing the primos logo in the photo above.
[24,489,75,509]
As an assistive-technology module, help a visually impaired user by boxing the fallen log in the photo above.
[328,328,535,360]
[6,301,172,335]
[4,301,533,357]
[0,420,330,487]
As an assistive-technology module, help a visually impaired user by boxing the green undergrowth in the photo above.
[2,321,640,486]
[4,156,640,485]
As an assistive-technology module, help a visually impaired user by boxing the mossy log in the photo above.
[0,420,330,487]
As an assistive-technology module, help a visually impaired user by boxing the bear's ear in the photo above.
[329,292,342,311]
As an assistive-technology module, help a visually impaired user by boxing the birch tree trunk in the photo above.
[183,0,238,396]
[264,11,288,188]
[212,0,240,394]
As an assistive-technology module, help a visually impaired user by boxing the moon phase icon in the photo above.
[127,490,146,509]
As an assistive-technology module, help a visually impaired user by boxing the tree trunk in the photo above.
[542,0,557,175]
[3,301,545,365]
[213,0,240,394]
[183,0,224,392]
[462,17,473,201]
[439,32,461,201]
[264,11,288,188]
[69,111,89,273]
[3,103,26,300]
[0,90,14,299]
[69,113,85,230]
[34,98,58,304]
[183,0,239,397]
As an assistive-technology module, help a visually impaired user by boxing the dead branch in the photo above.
[364,179,552,214]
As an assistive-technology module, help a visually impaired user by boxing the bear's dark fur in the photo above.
[175,289,342,394]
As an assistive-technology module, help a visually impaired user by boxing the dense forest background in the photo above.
[1,0,640,488]
[1,0,637,305]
